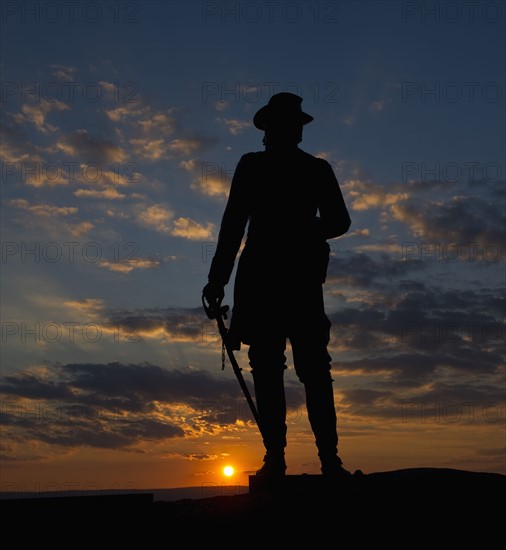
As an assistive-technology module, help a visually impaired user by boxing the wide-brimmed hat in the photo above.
[253,92,313,130]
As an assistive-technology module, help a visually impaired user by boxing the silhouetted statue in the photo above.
[203,92,351,478]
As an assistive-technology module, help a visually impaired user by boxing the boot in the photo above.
[320,454,351,478]
[252,369,287,477]
[304,375,351,478]
[255,451,287,477]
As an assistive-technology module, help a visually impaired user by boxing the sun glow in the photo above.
[223,465,234,477]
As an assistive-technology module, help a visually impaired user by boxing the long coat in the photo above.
[208,147,351,349]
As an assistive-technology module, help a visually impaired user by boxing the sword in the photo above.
[202,294,263,437]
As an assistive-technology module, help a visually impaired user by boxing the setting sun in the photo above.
[223,466,235,477]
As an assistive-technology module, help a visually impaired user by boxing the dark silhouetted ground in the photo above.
[2,468,504,539]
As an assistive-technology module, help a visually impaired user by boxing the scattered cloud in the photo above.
[56,129,127,164]
[183,159,231,199]
[74,187,127,200]
[343,228,370,238]
[135,204,215,240]
[50,64,77,82]
[11,99,70,133]
[167,136,218,156]
[171,217,215,240]
[98,258,162,273]
[214,100,229,111]
[343,180,409,211]
[8,198,77,217]
[0,362,271,455]
[218,118,252,135]
[369,100,386,112]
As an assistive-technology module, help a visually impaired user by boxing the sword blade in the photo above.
[215,314,263,437]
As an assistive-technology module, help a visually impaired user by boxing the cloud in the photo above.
[98,258,162,273]
[2,361,306,416]
[57,129,127,164]
[105,102,177,139]
[334,351,495,385]
[69,221,95,236]
[50,64,77,82]
[326,280,505,389]
[192,174,230,198]
[339,382,505,422]
[7,198,94,237]
[343,180,409,211]
[129,138,167,160]
[0,361,275,453]
[103,305,211,343]
[11,99,70,133]
[0,372,75,400]
[357,243,402,253]
[340,178,505,257]
[105,104,149,122]
[171,217,215,240]
[390,194,505,247]
[326,251,426,287]
[103,93,218,166]
[214,100,229,111]
[1,123,138,188]
[63,298,105,314]
[130,134,217,161]
[167,136,218,156]
[136,204,174,233]
[172,453,219,461]
[218,118,252,135]
[135,111,177,135]
[369,100,386,112]
[8,198,77,217]
[179,159,198,172]
[74,187,127,200]
[135,204,215,240]
[182,159,231,199]
[343,228,370,238]
[0,124,44,164]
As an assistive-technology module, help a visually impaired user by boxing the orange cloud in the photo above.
[136,204,174,233]
[11,99,70,133]
[9,198,77,217]
[171,217,215,240]
[74,187,127,200]
[98,258,162,273]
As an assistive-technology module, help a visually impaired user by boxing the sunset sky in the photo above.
[1,1,504,494]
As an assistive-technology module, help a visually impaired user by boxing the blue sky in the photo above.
[1,1,505,490]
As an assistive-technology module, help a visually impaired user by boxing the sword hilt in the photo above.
[202,294,229,320]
